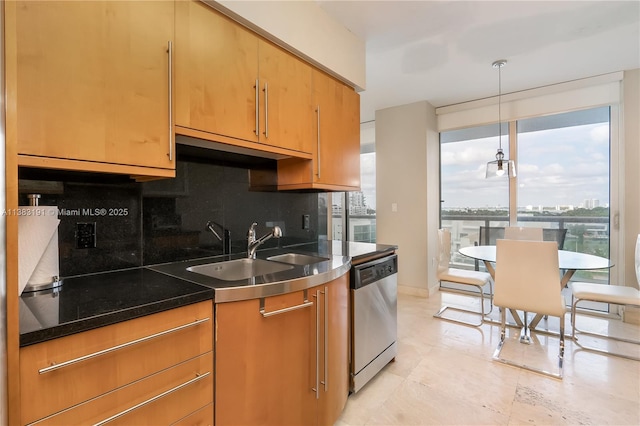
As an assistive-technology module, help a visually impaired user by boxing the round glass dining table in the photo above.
[458,245,614,331]
[459,245,613,288]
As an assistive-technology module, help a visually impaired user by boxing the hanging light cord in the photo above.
[492,59,507,160]
[498,62,502,150]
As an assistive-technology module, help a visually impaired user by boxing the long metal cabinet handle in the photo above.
[167,41,173,161]
[263,82,269,138]
[254,79,259,136]
[38,318,210,374]
[92,371,211,426]
[316,105,321,178]
[312,290,320,399]
[259,300,313,318]
[322,287,328,391]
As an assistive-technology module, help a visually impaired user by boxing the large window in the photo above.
[440,106,611,292]
[331,122,377,242]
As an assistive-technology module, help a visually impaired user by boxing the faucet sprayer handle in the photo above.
[206,221,222,241]
[248,222,258,238]
[272,226,283,238]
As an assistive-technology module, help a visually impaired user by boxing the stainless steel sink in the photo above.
[266,253,330,265]
[187,258,294,281]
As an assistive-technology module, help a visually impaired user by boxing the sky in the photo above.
[355,111,609,212]
[440,121,610,209]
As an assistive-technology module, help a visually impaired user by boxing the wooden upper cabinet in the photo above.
[174,0,313,157]
[175,0,259,143]
[257,40,314,154]
[276,70,361,191]
[313,69,361,188]
[6,1,175,175]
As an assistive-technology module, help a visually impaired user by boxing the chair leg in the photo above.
[493,308,564,379]
[558,317,565,378]
[571,297,640,361]
[434,282,490,327]
[519,311,532,344]
[492,308,507,360]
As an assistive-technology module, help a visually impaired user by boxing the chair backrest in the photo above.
[504,226,543,241]
[543,228,568,250]
[437,229,452,274]
[478,226,505,245]
[636,234,640,286]
[494,239,565,317]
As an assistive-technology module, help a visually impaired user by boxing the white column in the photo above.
[376,101,440,296]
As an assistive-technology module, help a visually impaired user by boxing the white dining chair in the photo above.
[504,226,543,241]
[570,233,640,361]
[502,227,543,324]
[433,229,493,327]
[493,239,566,379]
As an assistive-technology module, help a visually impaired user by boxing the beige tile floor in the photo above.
[337,291,640,425]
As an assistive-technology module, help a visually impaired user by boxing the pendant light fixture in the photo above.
[486,59,516,178]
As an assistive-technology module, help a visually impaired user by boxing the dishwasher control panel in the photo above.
[351,254,398,289]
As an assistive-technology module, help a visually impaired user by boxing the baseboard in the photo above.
[623,305,640,325]
[398,285,429,298]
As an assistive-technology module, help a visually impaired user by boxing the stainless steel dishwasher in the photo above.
[350,253,398,392]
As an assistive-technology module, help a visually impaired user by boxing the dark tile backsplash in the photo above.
[19,157,321,277]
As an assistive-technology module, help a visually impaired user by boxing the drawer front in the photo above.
[21,301,213,425]
[33,352,213,425]
[172,403,214,426]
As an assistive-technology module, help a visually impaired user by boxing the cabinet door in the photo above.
[215,290,317,426]
[315,276,350,426]
[175,0,259,142]
[8,0,174,170]
[258,40,314,154]
[313,70,361,187]
[274,71,360,191]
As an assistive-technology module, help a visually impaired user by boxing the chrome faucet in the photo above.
[206,221,231,255]
[247,222,282,259]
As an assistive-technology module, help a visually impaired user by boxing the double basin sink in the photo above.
[186,253,329,281]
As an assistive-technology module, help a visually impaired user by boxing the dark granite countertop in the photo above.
[19,240,396,346]
[19,268,213,347]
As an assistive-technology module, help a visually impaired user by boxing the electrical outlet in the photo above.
[302,214,310,230]
[76,222,97,249]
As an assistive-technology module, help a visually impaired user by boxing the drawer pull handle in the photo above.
[259,289,312,318]
[93,371,211,426]
[260,301,313,318]
[39,318,210,374]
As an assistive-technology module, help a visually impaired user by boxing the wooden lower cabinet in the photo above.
[215,275,349,425]
[19,301,213,425]
[173,403,214,426]
[317,276,350,425]
[33,353,213,426]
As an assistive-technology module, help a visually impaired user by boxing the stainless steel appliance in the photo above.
[350,254,398,392]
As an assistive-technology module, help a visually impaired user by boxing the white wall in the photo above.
[376,101,440,296]
[208,0,366,90]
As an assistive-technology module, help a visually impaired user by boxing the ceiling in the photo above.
[315,0,640,123]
